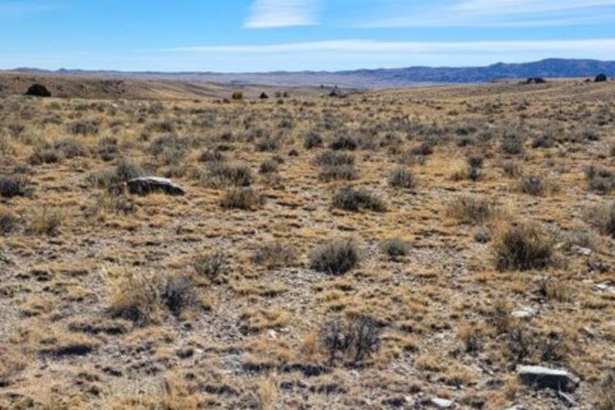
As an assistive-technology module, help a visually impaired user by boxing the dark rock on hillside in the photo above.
[25,83,51,97]
[127,177,186,196]
[517,366,579,392]
[524,77,547,84]
[595,73,608,82]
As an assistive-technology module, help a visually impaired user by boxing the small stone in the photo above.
[512,307,537,320]
[430,397,454,408]
[572,246,592,256]
[517,366,579,392]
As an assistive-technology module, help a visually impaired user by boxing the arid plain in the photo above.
[1,76,615,410]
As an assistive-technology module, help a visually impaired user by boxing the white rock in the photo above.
[512,307,537,320]
[517,366,579,392]
[431,397,454,408]
[127,177,186,196]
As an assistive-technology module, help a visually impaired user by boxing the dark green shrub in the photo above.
[310,239,361,275]
[333,186,387,213]
[493,222,555,271]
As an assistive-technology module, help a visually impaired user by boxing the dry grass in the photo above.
[2,78,615,410]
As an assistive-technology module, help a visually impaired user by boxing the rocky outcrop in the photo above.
[25,83,51,97]
[517,366,579,392]
[127,177,186,196]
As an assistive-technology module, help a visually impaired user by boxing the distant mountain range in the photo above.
[9,59,615,88]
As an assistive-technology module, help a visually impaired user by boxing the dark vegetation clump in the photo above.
[252,242,297,268]
[87,158,146,189]
[194,253,226,281]
[206,162,252,187]
[332,186,387,213]
[524,78,547,85]
[220,188,264,210]
[586,166,615,194]
[388,167,417,190]
[0,209,18,235]
[330,135,358,151]
[493,222,556,271]
[316,151,355,167]
[586,202,615,238]
[303,131,324,149]
[320,315,382,366]
[67,120,100,136]
[319,165,358,182]
[25,83,52,98]
[0,175,30,198]
[379,238,410,261]
[310,239,361,275]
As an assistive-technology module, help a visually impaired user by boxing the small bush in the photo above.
[160,275,198,318]
[586,166,615,194]
[54,138,89,159]
[27,207,63,236]
[67,120,99,136]
[332,186,387,213]
[447,195,499,225]
[206,162,252,188]
[108,271,163,326]
[388,167,416,190]
[232,91,244,101]
[501,131,525,156]
[517,174,560,196]
[109,271,197,325]
[255,135,282,152]
[319,165,358,182]
[0,175,30,198]
[0,209,18,235]
[320,315,382,366]
[303,131,323,149]
[98,137,119,161]
[597,371,615,410]
[586,202,615,238]
[380,238,410,261]
[220,188,264,210]
[310,239,361,275]
[29,147,64,165]
[252,242,297,268]
[502,161,522,178]
[410,143,434,157]
[466,154,485,169]
[493,222,555,271]
[330,135,358,151]
[316,151,355,167]
[199,149,225,163]
[259,159,279,175]
[115,158,146,183]
[474,226,492,243]
[194,253,226,281]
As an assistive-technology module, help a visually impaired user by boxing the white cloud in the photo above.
[245,0,320,28]
[0,2,59,17]
[166,39,615,55]
[364,0,615,27]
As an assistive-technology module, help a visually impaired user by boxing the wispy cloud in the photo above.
[0,1,59,17]
[8,38,615,72]
[148,38,615,71]
[164,39,615,55]
[244,0,320,28]
[364,0,615,27]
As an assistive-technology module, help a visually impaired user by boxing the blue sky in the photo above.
[1,0,615,72]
